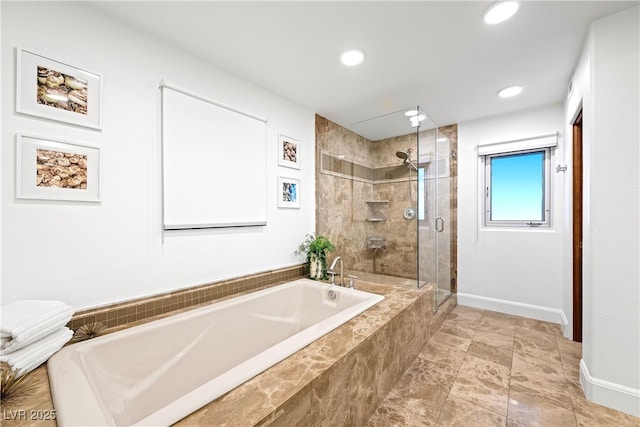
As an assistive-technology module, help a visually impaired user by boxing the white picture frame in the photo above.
[16,48,102,130]
[16,134,101,202]
[278,133,300,169]
[277,176,300,208]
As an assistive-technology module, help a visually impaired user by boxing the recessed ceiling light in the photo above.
[498,85,523,98]
[341,49,364,66]
[483,1,519,25]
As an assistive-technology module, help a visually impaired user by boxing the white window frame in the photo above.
[483,147,552,228]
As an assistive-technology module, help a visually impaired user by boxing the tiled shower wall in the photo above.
[315,115,376,273]
[315,115,458,285]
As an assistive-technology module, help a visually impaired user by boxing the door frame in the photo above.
[572,109,583,342]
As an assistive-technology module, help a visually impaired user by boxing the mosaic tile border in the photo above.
[67,264,306,331]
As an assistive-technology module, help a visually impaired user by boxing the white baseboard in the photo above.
[559,311,571,339]
[457,292,563,324]
[580,359,640,417]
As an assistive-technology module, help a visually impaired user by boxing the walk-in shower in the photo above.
[316,107,457,309]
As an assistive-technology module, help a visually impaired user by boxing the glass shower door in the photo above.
[434,127,455,307]
[417,122,455,308]
[417,110,437,292]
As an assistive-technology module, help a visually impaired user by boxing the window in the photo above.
[484,148,551,227]
[417,165,426,222]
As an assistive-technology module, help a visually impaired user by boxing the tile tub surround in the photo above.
[66,264,306,331]
[1,280,454,427]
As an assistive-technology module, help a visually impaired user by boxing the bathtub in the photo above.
[47,278,384,426]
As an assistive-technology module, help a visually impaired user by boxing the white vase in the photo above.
[309,256,323,280]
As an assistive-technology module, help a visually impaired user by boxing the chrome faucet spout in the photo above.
[329,256,344,286]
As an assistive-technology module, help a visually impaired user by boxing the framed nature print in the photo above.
[278,133,300,169]
[16,134,101,202]
[278,176,299,208]
[16,48,102,130]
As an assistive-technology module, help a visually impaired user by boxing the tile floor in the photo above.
[368,305,640,427]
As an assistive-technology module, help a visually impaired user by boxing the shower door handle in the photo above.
[435,217,444,232]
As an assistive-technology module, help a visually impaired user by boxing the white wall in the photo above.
[566,6,640,417]
[1,2,315,310]
[561,41,590,343]
[457,103,566,322]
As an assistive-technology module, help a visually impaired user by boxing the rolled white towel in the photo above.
[0,327,73,376]
[0,300,74,354]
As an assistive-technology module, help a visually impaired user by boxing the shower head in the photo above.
[396,149,416,168]
[395,150,409,161]
[396,149,417,170]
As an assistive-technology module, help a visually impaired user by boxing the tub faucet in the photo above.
[328,256,344,286]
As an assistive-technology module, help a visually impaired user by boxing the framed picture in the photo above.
[277,176,299,208]
[16,48,102,130]
[278,133,300,169]
[16,134,101,202]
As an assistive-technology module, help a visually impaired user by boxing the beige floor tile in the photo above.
[515,317,563,336]
[511,350,565,383]
[403,356,459,391]
[427,330,472,353]
[559,347,581,366]
[508,389,578,427]
[513,335,559,360]
[450,305,485,319]
[513,339,561,363]
[458,354,511,388]
[436,395,507,427]
[446,310,484,325]
[371,307,640,427]
[449,373,510,416]
[478,316,517,337]
[482,311,519,323]
[390,371,452,414]
[556,336,582,358]
[419,342,467,369]
[509,370,573,409]
[439,318,477,339]
[569,386,640,427]
[368,393,438,427]
[560,356,581,383]
[506,417,530,427]
[514,326,558,349]
[474,329,515,350]
[467,340,513,368]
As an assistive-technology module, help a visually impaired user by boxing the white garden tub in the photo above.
[47,278,384,426]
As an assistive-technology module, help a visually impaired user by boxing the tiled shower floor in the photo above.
[367,305,640,426]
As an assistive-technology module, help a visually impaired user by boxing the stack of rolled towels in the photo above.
[0,300,74,376]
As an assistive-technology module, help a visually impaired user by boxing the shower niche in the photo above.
[316,108,457,308]
[365,200,388,223]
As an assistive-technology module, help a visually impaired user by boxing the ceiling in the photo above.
[92,1,637,140]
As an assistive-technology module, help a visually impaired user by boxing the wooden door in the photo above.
[572,110,583,342]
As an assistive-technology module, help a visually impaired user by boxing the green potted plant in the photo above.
[296,233,336,280]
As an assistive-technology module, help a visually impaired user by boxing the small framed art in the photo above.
[278,133,300,169]
[16,48,102,130]
[16,134,101,202]
[277,176,299,208]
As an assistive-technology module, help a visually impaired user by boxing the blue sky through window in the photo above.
[490,151,544,221]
